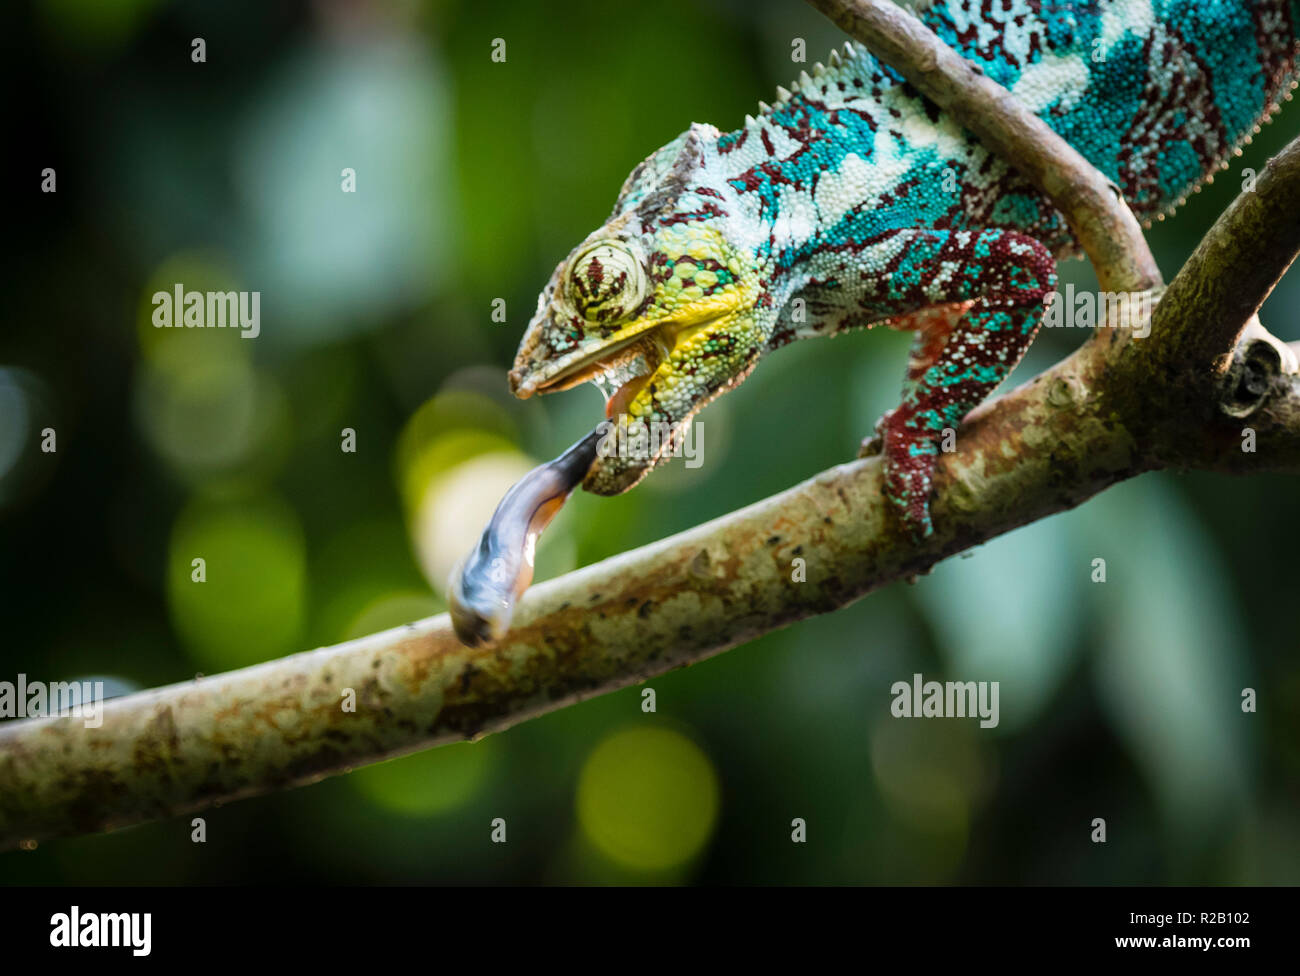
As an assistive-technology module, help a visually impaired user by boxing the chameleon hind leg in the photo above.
[859,302,967,454]
[854,227,1057,538]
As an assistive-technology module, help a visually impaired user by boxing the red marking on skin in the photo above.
[761,128,775,156]
[648,251,673,283]
[659,202,726,226]
[767,326,797,349]
[718,128,748,153]
[842,107,878,132]
[761,160,803,189]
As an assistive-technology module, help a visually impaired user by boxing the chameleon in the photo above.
[506,0,1300,540]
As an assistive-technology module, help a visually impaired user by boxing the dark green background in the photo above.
[2,0,1297,882]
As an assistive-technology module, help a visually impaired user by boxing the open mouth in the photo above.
[512,300,739,421]
[520,327,672,419]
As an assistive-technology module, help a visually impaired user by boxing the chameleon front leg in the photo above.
[853,227,1057,538]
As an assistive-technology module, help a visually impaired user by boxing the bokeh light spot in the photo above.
[37,0,162,56]
[577,726,720,872]
[136,345,288,485]
[341,590,442,642]
[350,741,497,817]
[136,252,251,365]
[869,716,985,876]
[414,449,536,591]
[168,495,306,671]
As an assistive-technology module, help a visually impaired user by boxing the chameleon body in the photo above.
[508,0,1300,538]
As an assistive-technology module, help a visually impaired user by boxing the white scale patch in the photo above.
[899,108,969,162]
[860,230,912,270]
[865,124,918,199]
[772,194,819,253]
[1100,0,1155,58]
[928,258,961,295]
[1011,52,1091,115]
[811,152,875,228]
[763,123,804,160]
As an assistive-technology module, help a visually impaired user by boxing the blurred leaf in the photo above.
[914,516,1085,732]
[234,35,454,347]
[1079,477,1251,835]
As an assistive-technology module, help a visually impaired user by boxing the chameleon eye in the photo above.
[566,240,647,326]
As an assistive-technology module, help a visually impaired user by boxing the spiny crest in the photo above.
[741,41,864,134]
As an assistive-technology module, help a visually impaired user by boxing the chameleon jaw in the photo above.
[512,322,666,398]
[510,302,734,400]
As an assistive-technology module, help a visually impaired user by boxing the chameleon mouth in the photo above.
[519,326,673,417]
[512,295,742,411]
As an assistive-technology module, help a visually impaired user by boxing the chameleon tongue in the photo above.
[605,373,650,419]
[447,426,601,647]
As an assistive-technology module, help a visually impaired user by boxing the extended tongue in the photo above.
[447,426,602,647]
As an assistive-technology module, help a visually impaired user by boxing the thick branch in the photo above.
[0,344,1140,850]
[1139,137,1300,393]
[1105,144,1300,470]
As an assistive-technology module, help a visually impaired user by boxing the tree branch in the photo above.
[4,0,1300,851]
[1143,138,1300,378]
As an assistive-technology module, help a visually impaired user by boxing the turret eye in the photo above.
[566,241,647,325]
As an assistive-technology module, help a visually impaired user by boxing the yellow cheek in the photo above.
[686,240,716,262]
[619,315,762,425]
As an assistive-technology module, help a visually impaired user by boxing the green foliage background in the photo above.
[2,0,1298,882]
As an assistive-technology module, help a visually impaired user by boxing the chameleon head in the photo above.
[509,124,768,494]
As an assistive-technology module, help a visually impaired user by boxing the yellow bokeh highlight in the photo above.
[393,390,517,516]
[350,741,497,817]
[867,716,990,877]
[168,494,306,672]
[414,450,537,592]
[135,343,289,486]
[137,251,251,365]
[341,590,442,642]
[577,726,720,872]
